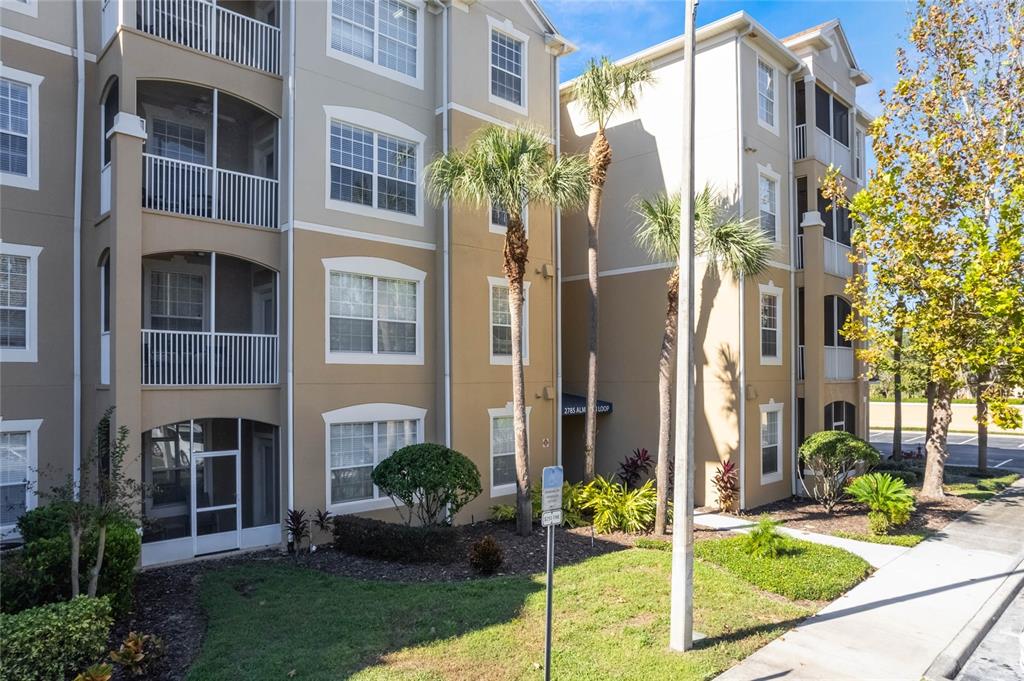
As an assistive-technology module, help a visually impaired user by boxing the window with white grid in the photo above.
[491,415,515,490]
[330,121,416,216]
[0,79,29,177]
[488,202,528,235]
[0,432,29,529]
[757,58,776,130]
[760,403,783,483]
[151,119,207,165]
[760,293,778,360]
[330,0,418,80]
[488,277,528,365]
[758,170,779,241]
[150,271,204,331]
[490,30,523,107]
[329,418,419,504]
[329,272,417,355]
[0,255,28,350]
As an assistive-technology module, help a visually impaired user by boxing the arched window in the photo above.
[824,401,856,434]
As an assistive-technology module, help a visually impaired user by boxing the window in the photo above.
[151,119,207,165]
[759,283,782,365]
[756,58,776,130]
[824,295,852,348]
[489,404,530,496]
[150,271,204,331]
[0,243,41,363]
[322,403,426,510]
[758,167,779,241]
[824,401,856,434]
[814,84,850,146]
[329,0,421,86]
[489,276,529,365]
[489,202,527,235]
[760,402,783,484]
[0,419,41,536]
[815,84,831,135]
[102,81,119,167]
[817,188,851,243]
[832,99,850,146]
[854,130,863,180]
[0,68,42,190]
[329,121,417,216]
[323,257,425,365]
[488,17,528,114]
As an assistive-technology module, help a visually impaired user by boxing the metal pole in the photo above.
[544,524,554,680]
[670,0,698,653]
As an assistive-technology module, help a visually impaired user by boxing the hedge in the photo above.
[332,515,458,563]
[0,596,112,681]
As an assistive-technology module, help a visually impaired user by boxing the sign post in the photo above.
[541,465,563,681]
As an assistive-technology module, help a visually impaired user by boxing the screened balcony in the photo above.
[138,82,279,229]
[141,252,278,386]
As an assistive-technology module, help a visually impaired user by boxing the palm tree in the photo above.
[572,57,654,482]
[427,125,590,536]
[634,186,773,534]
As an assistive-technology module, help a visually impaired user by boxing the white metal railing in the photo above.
[824,237,853,278]
[143,153,278,228]
[794,123,807,160]
[797,344,805,381]
[100,331,111,384]
[142,329,278,386]
[825,346,855,381]
[795,235,805,269]
[100,163,111,214]
[136,0,281,74]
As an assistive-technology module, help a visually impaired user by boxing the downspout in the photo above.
[286,0,296,513]
[72,0,85,497]
[442,2,452,446]
[554,56,562,466]
[786,66,800,496]
[734,36,745,510]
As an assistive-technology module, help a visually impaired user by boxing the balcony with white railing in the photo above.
[141,252,279,387]
[794,123,807,160]
[825,346,855,381]
[103,0,281,75]
[824,238,853,278]
[795,234,805,269]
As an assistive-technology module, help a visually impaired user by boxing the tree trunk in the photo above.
[920,381,953,499]
[892,326,903,459]
[977,386,989,473]
[69,522,81,598]
[654,268,679,535]
[504,216,533,536]
[926,380,935,448]
[583,129,612,483]
[87,523,107,597]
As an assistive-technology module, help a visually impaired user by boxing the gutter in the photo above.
[286,0,296,514]
[442,2,452,445]
[72,0,85,497]
[734,35,746,510]
[787,65,799,496]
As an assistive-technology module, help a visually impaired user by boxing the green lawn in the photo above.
[833,531,927,547]
[944,470,1020,500]
[187,548,816,681]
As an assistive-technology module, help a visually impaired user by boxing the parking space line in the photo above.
[993,459,1013,468]
[905,434,926,444]
[956,436,977,445]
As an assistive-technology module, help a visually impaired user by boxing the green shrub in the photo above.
[743,515,786,559]
[108,631,165,677]
[528,481,589,528]
[371,443,482,526]
[634,537,671,551]
[467,535,504,575]
[16,504,71,545]
[332,515,458,563]
[0,596,113,681]
[846,472,916,534]
[490,504,517,522]
[798,431,882,513]
[578,476,656,534]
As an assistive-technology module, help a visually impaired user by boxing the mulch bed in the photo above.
[109,520,725,680]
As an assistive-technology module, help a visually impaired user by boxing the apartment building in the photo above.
[0,0,573,565]
[559,14,871,509]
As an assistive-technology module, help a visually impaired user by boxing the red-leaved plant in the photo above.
[617,448,654,489]
[712,461,739,511]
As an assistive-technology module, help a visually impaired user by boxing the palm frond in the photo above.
[572,57,654,130]
[633,192,681,262]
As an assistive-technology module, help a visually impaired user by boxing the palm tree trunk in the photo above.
[892,326,902,459]
[584,129,612,483]
[504,216,532,536]
[654,268,679,535]
[920,381,953,499]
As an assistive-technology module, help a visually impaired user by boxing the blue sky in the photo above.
[540,0,915,116]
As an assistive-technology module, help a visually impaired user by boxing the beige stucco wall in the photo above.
[870,402,1024,435]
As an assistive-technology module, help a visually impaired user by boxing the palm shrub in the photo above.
[743,515,786,559]
[579,476,656,534]
[372,443,481,526]
[798,431,882,513]
[846,472,916,535]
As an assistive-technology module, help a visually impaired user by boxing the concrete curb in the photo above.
[923,553,1024,681]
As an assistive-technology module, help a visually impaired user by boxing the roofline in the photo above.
[784,19,873,85]
[559,11,803,93]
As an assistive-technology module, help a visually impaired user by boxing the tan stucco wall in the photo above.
[870,402,1024,435]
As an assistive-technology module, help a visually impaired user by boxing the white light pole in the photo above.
[669,0,698,653]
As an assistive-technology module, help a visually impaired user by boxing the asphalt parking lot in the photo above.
[869,430,1024,474]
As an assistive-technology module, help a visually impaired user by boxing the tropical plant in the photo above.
[571,57,655,484]
[427,125,590,535]
[490,504,517,523]
[633,187,773,533]
[312,508,333,536]
[371,443,482,526]
[74,664,113,681]
[284,509,309,555]
[108,631,164,677]
[578,476,656,534]
[711,461,739,512]
[846,472,915,535]
[798,431,881,513]
[617,447,653,489]
[468,536,504,575]
[742,515,785,559]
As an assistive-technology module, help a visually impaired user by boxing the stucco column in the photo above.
[803,76,816,160]
[108,114,147,482]
[801,215,825,435]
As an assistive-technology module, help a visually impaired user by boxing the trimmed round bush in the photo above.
[0,595,113,681]
[798,431,881,513]
[371,443,482,526]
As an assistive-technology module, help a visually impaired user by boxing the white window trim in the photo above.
[758,281,783,366]
[0,66,43,191]
[322,256,426,365]
[0,418,42,539]
[488,201,528,236]
[488,403,531,498]
[488,276,529,366]
[487,15,529,117]
[321,403,426,513]
[142,259,210,331]
[323,106,426,227]
[755,56,778,135]
[759,401,784,485]
[0,242,42,363]
[325,0,426,90]
[1,0,38,19]
[757,163,782,246]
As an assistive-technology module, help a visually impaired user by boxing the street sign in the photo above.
[541,465,563,512]
[541,509,562,527]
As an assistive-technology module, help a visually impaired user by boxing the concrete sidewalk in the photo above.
[715,481,1024,681]
[696,511,908,569]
